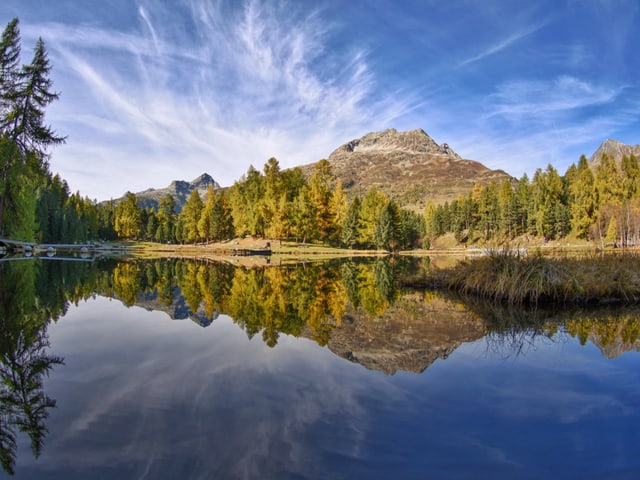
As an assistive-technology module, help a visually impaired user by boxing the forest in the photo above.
[1,17,639,250]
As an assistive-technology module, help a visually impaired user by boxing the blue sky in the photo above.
[2,0,638,201]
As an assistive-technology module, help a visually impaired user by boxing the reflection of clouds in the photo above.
[448,336,636,424]
[37,297,390,479]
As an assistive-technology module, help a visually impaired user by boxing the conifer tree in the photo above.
[567,156,596,238]
[180,189,204,244]
[308,159,335,240]
[0,19,64,236]
[155,194,176,243]
[359,187,387,247]
[341,196,361,248]
[114,192,142,239]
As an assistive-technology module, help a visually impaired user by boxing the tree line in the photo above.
[108,157,425,250]
[425,153,640,247]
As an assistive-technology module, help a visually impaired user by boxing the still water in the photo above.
[1,257,639,479]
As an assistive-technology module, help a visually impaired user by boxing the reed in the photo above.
[442,250,640,305]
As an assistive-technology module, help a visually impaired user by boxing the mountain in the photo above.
[588,139,640,168]
[299,128,514,210]
[114,173,220,212]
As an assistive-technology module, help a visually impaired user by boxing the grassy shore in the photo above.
[419,250,640,305]
[109,240,640,305]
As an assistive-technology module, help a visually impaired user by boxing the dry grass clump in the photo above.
[444,250,640,305]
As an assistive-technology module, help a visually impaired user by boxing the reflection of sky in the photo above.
[13,297,640,479]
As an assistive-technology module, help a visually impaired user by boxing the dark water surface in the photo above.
[1,257,639,479]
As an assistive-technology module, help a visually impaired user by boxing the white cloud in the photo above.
[485,76,624,121]
[22,1,414,200]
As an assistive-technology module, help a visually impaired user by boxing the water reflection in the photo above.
[1,257,640,475]
[0,261,69,474]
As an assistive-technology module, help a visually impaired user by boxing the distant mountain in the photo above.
[588,139,640,168]
[299,128,514,209]
[113,173,220,212]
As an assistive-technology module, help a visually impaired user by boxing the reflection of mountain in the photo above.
[322,292,486,375]
[590,334,640,359]
[134,288,219,328]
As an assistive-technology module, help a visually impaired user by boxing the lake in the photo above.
[1,256,639,479]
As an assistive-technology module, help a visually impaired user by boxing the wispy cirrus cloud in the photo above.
[22,0,415,200]
[485,76,624,121]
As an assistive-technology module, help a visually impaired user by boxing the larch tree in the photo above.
[308,159,335,240]
[180,189,204,244]
[114,192,142,239]
[567,155,596,239]
[359,187,387,247]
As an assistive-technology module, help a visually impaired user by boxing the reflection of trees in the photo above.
[226,265,343,347]
[461,297,640,359]
[0,260,83,475]
[0,329,63,475]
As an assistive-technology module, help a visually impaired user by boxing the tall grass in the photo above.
[443,250,640,305]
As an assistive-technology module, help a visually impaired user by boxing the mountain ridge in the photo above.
[588,139,640,168]
[299,128,514,209]
[111,173,220,212]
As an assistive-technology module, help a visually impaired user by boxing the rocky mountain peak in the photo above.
[305,128,512,209]
[110,173,220,212]
[334,128,460,158]
[588,139,640,167]
[191,173,219,189]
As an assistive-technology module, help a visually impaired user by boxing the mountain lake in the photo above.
[1,256,639,479]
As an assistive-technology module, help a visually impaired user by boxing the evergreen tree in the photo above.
[341,196,361,248]
[0,19,64,236]
[0,18,20,132]
[375,201,401,250]
[398,209,425,249]
[97,200,117,240]
[155,194,176,243]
